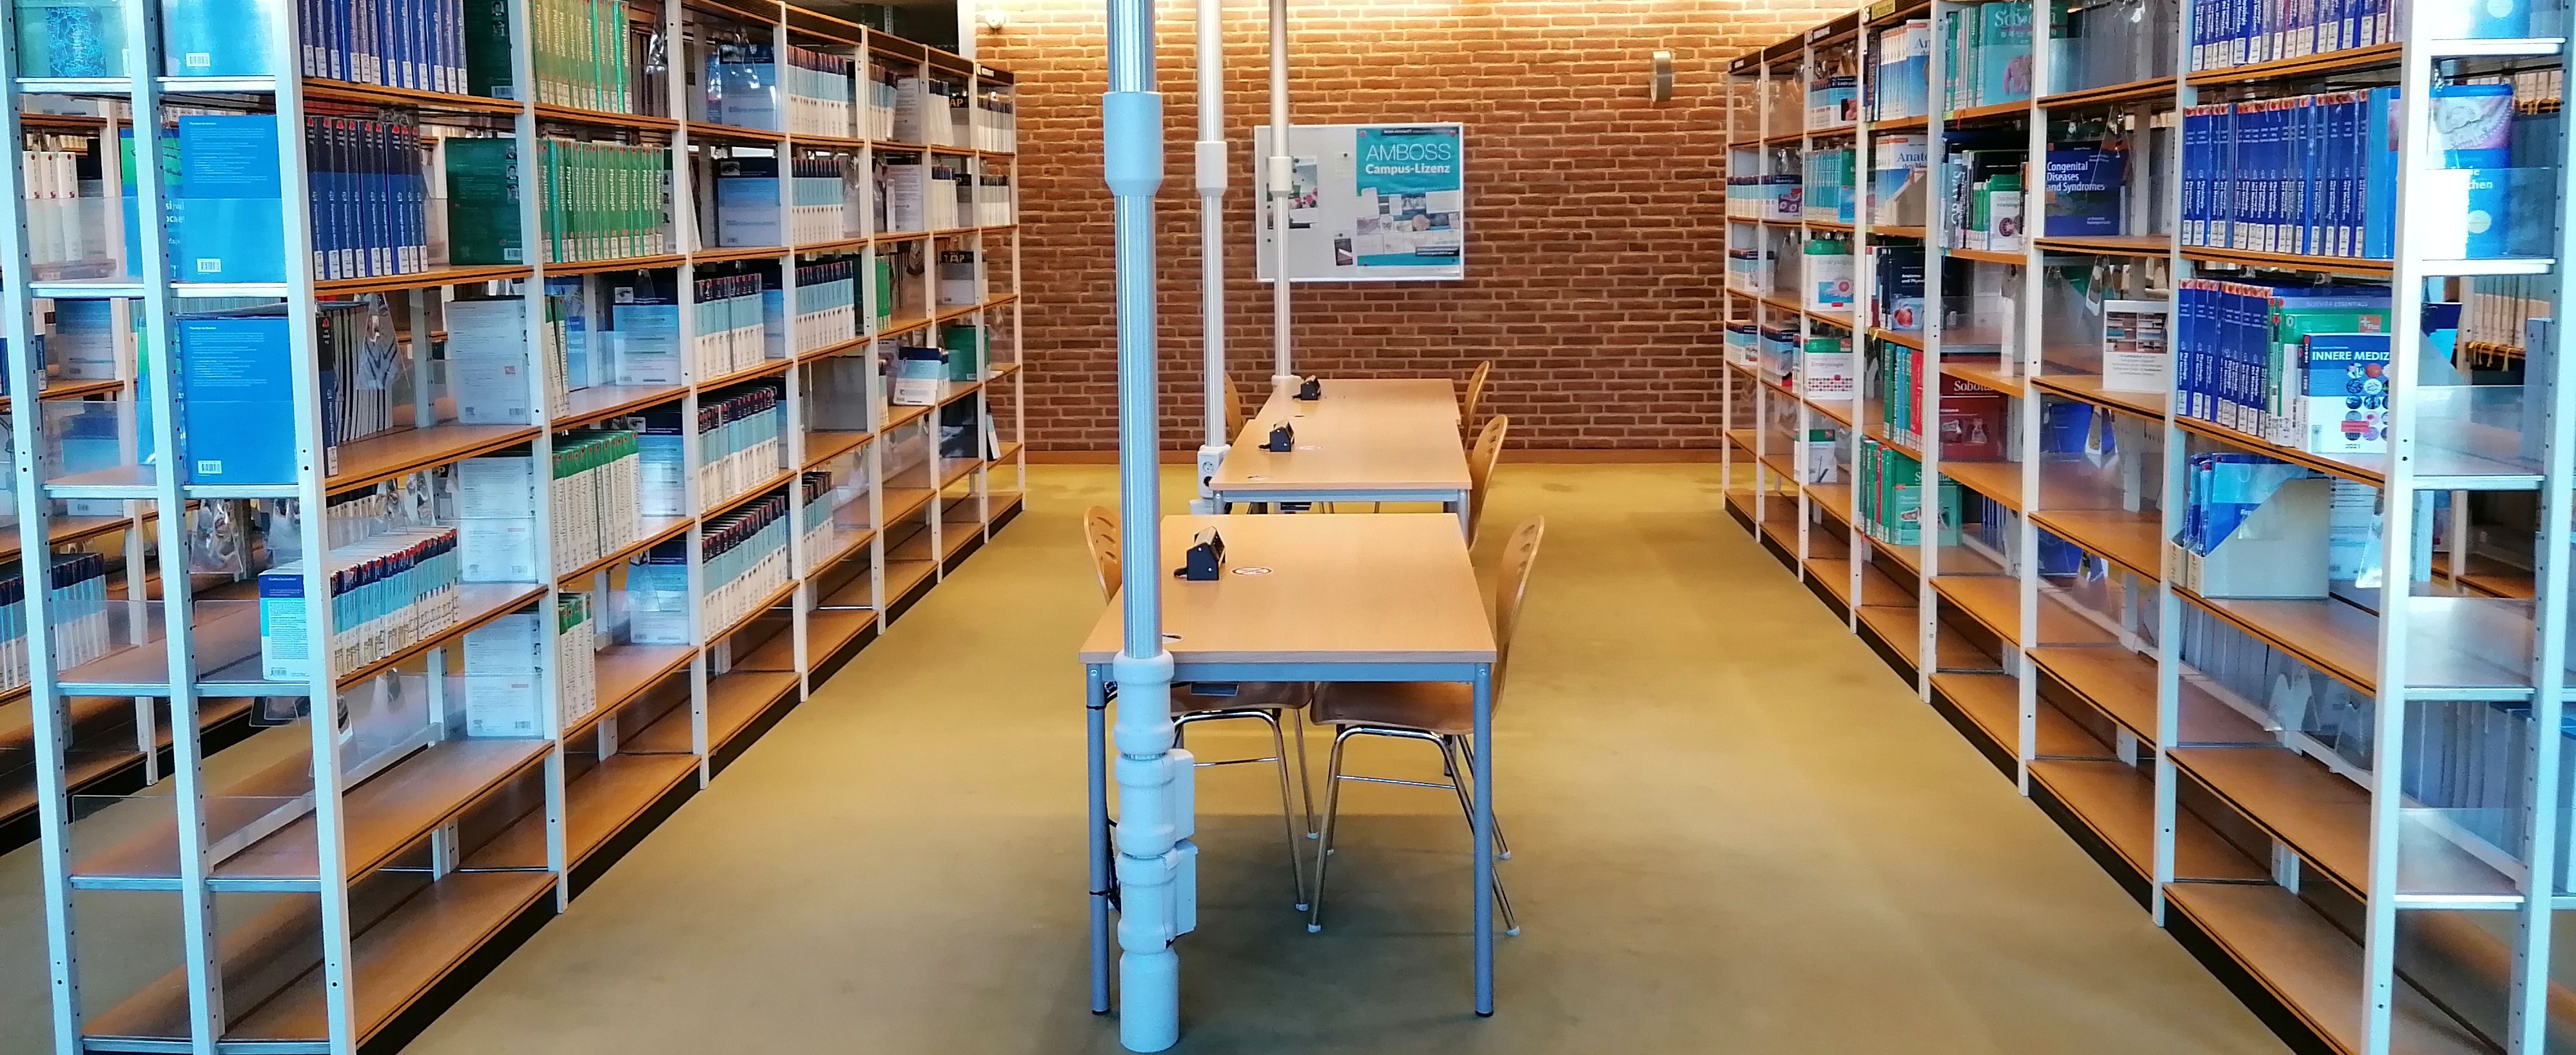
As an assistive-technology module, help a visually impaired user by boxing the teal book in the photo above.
[1978,1,2034,106]
[15,0,125,77]
[171,115,286,283]
[444,137,524,265]
[162,0,288,76]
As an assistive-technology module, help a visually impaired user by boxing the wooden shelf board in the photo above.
[338,583,547,690]
[2183,41,2403,87]
[228,869,558,1043]
[1944,99,2031,124]
[327,424,541,496]
[1863,531,1924,582]
[1939,359,2026,397]
[2030,759,2269,882]
[707,577,803,650]
[2030,507,2163,580]
[531,103,679,132]
[2033,373,2169,420]
[1933,575,2119,649]
[2163,880,2493,1055]
[2172,745,2518,900]
[558,515,692,585]
[2181,590,2533,698]
[704,669,803,753]
[1865,326,1927,351]
[1855,604,1927,669]
[883,402,935,431]
[466,751,700,871]
[882,557,937,604]
[1805,307,1858,330]
[1931,670,2112,760]
[0,513,135,562]
[2174,415,2540,490]
[543,253,685,278]
[703,469,797,522]
[2038,75,2178,110]
[0,376,126,415]
[1938,460,2024,512]
[2182,244,2392,278]
[881,486,937,526]
[1806,558,1913,608]
[558,383,685,429]
[2034,233,2172,257]
[805,523,881,577]
[212,738,551,884]
[315,263,534,297]
[803,429,875,469]
[567,644,699,742]
[1946,247,2025,266]
[936,457,983,489]
[699,358,794,391]
[1810,479,1853,526]
[1806,219,1855,232]
[2029,646,2274,747]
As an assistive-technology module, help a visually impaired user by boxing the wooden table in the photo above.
[1209,379,1473,533]
[1078,513,1503,1016]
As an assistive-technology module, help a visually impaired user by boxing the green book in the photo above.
[444,138,523,264]
[462,0,515,99]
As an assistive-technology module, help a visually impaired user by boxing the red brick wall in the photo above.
[982,0,1839,451]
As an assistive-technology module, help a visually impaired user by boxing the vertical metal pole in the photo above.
[0,5,85,1045]
[2506,32,2576,1054]
[1103,0,1184,1049]
[1086,665,1113,1014]
[1190,0,1229,514]
[2150,0,2196,930]
[2360,14,2433,1051]
[1916,0,1947,702]
[1265,0,1292,389]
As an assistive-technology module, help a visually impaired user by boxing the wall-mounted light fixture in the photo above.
[1650,50,1673,101]
[982,5,1010,31]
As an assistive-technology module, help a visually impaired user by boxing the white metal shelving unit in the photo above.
[1722,3,2576,1052]
[0,1,1023,1050]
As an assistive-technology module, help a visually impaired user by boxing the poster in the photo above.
[1254,123,1465,282]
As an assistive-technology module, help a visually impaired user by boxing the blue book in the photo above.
[171,115,287,283]
[2042,146,2125,237]
[2360,87,2400,259]
[163,0,289,76]
[175,309,298,485]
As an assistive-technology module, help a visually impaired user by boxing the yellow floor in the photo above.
[1,464,2288,1054]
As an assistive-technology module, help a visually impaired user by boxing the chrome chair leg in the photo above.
[1307,726,1359,933]
[1262,710,1311,911]
[1292,704,1318,838]
[1439,736,1519,936]
[1455,735,1511,860]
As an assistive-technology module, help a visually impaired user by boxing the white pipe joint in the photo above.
[1195,141,1227,196]
[1265,153,1293,197]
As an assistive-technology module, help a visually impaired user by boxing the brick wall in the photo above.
[982,0,1840,451]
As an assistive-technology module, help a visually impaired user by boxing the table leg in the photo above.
[1088,666,1113,1014]
[1454,491,1472,537]
[1472,664,1494,1016]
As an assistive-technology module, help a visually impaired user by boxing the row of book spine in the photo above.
[1937,0,2033,113]
[0,555,110,693]
[1857,439,1961,547]
[2173,279,2397,454]
[2185,0,2401,72]
[698,484,792,631]
[308,116,429,281]
[259,526,462,681]
[692,380,786,508]
[550,429,642,577]
[792,259,859,352]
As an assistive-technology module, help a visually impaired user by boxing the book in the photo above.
[2041,144,2125,237]
[174,308,298,486]
[14,0,124,77]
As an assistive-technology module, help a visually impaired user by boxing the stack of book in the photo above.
[976,171,1013,226]
[1870,19,1930,122]
[975,86,1017,152]
[19,133,102,281]
[2174,279,2394,452]
[792,258,859,353]
[928,156,968,230]
[1874,353,2007,457]
[1940,147,2024,251]
[699,488,792,631]
[491,0,639,112]
[696,381,786,508]
[161,0,466,84]
[786,44,856,137]
[259,527,463,680]
[2184,0,2404,72]
[1938,0,2033,112]
[548,429,643,578]
[306,116,430,281]
[445,137,672,266]
[691,270,774,380]
[445,294,573,426]
[1857,438,1962,546]
[0,555,108,693]
[867,62,904,140]
[1870,135,1929,226]
[799,469,838,562]
[1804,146,1856,223]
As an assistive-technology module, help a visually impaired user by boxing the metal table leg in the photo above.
[1088,666,1113,1014]
[1472,664,1494,1015]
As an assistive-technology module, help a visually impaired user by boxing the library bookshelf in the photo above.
[1722,5,2576,1055]
[0,1,1022,1051]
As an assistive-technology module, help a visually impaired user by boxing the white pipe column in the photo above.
[1102,0,1195,1050]
[1191,0,1230,514]
[1265,0,1293,389]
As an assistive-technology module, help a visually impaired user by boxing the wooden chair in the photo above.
[1305,517,1544,936]
[1222,375,1250,444]
[1461,361,1492,435]
[1082,507,1318,909]
[1465,415,1509,544]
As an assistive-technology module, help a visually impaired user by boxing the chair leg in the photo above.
[1259,711,1310,911]
[1291,705,1317,838]
[1307,727,1358,934]
[1440,736,1519,937]
[1455,736,1512,860]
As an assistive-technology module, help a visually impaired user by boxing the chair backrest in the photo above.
[1082,506,1120,602]
[1222,375,1249,442]
[1466,415,1509,543]
[1489,517,1545,700]
[1461,360,1493,433]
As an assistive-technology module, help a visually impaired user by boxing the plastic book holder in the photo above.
[2169,476,2331,599]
